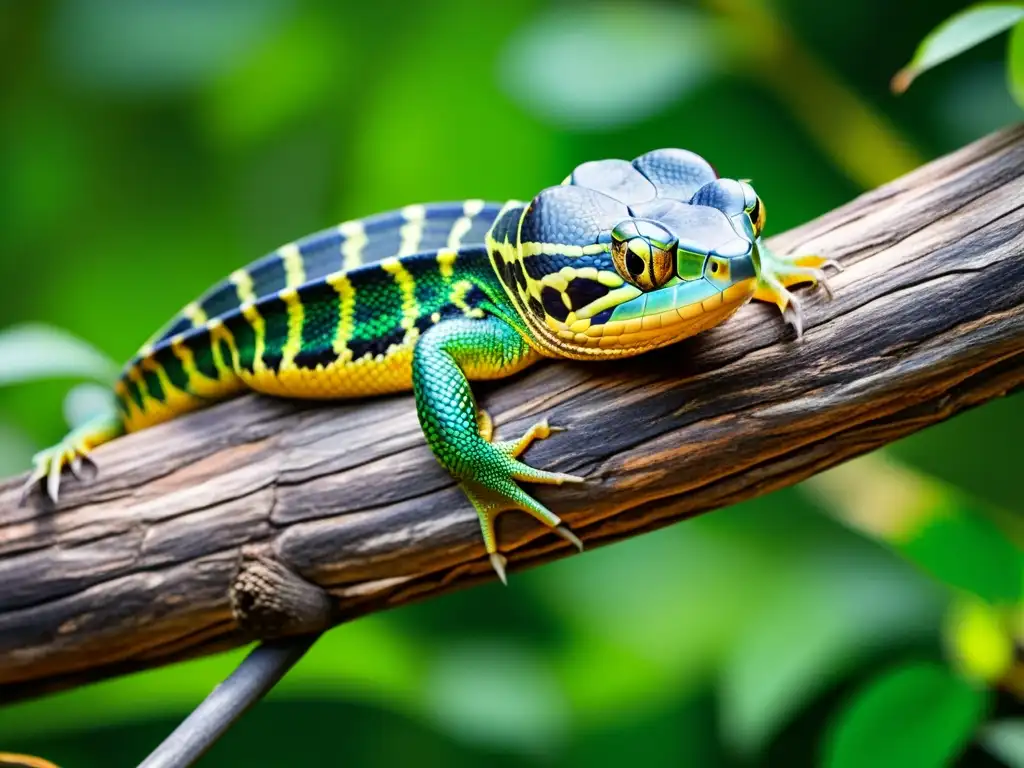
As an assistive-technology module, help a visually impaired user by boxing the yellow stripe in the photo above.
[381,257,419,336]
[328,272,355,360]
[575,285,643,319]
[241,301,266,372]
[183,301,207,327]
[451,279,485,319]
[519,241,608,258]
[398,204,426,256]
[278,287,304,370]
[207,318,237,376]
[230,269,257,304]
[447,199,486,249]
[279,242,306,288]
[340,220,368,270]
[437,247,458,280]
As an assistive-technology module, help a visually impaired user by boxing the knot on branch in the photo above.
[230,554,334,638]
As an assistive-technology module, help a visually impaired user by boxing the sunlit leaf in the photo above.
[980,719,1024,768]
[944,596,1017,684]
[48,0,294,94]
[0,324,118,386]
[806,454,1023,604]
[719,547,944,755]
[892,3,1024,93]
[497,3,732,130]
[1009,21,1024,107]
[824,661,990,768]
[423,642,568,756]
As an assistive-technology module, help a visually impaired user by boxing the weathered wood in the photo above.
[2,126,1023,704]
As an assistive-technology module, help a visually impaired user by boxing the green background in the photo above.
[0,1,1021,766]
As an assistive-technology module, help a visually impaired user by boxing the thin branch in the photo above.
[136,636,318,768]
[1,125,1023,713]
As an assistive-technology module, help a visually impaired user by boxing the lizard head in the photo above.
[487,149,764,359]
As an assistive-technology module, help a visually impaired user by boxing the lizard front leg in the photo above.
[413,315,584,584]
[754,244,843,338]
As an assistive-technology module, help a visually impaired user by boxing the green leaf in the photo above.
[497,3,733,130]
[980,719,1024,768]
[824,661,990,768]
[62,383,116,430]
[719,547,944,755]
[893,3,1024,93]
[423,642,568,756]
[0,324,118,387]
[1009,21,1024,107]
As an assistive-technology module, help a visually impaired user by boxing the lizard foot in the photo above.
[753,246,843,339]
[19,413,123,506]
[463,417,584,584]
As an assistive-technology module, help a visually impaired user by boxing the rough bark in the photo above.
[2,125,1022,704]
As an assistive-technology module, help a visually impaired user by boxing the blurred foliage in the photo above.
[892,2,1024,107]
[0,0,1021,766]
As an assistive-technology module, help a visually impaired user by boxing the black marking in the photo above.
[527,295,545,320]
[295,281,341,371]
[541,287,570,322]
[565,278,610,310]
[125,377,145,411]
[347,326,407,361]
[156,346,191,393]
[216,338,234,372]
[512,260,528,290]
[142,368,165,404]
[115,393,131,418]
[293,347,339,369]
[191,329,221,380]
[260,296,290,371]
[488,204,525,246]
[224,313,258,372]
[591,307,615,325]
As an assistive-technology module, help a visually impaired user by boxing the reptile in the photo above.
[21,148,838,582]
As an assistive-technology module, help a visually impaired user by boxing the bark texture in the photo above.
[2,125,1023,703]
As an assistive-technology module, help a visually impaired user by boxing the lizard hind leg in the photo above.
[19,411,125,505]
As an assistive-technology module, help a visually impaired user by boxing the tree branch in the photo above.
[2,125,1023,704]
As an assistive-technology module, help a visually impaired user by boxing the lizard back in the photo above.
[115,201,509,431]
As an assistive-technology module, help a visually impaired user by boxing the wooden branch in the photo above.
[2,125,1023,705]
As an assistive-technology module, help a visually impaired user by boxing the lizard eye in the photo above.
[740,182,766,236]
[611,236,676,291]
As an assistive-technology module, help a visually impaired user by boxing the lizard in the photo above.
[20,148,839,583]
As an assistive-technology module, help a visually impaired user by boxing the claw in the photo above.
[783,300,804,339]
[554,524,584,552]
[489,552,508,585]
[46,455,63,504]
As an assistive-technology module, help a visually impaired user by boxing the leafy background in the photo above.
[0,0,1021,766]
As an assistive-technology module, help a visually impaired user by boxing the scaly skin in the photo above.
[22,151,840,581]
